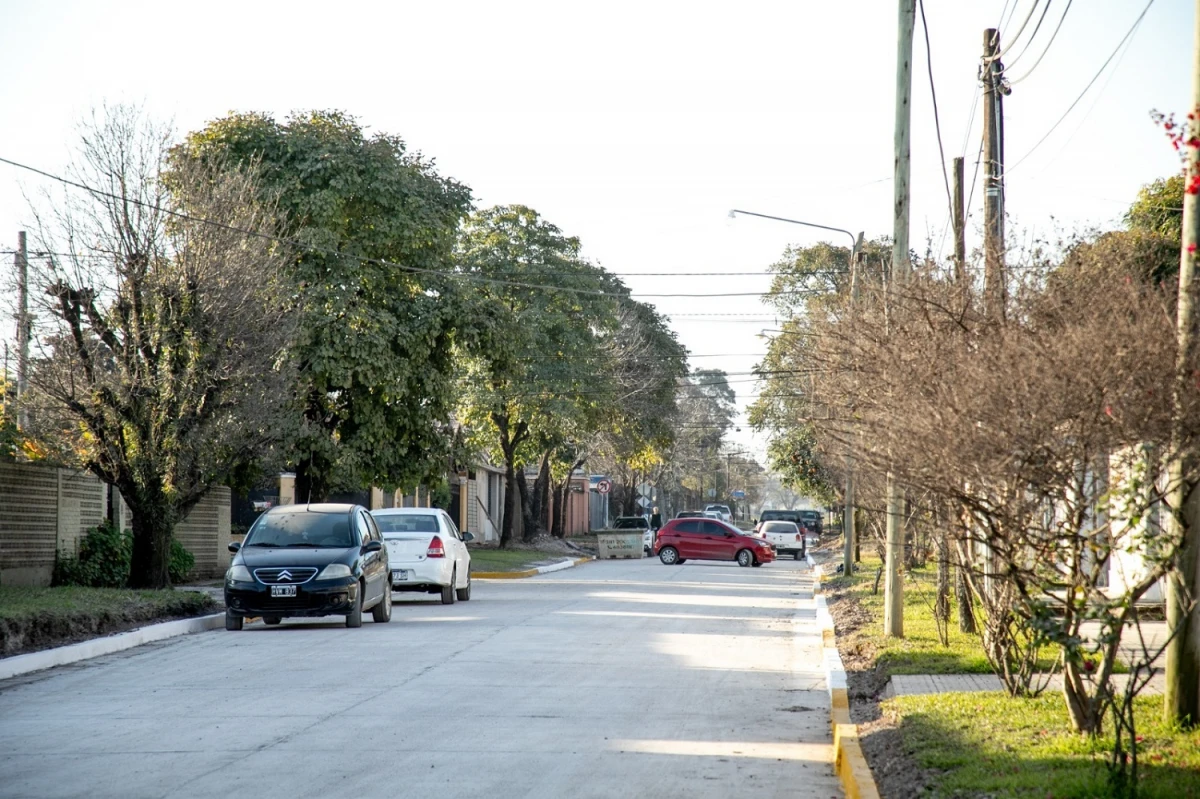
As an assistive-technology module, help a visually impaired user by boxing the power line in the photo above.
[1007,0,1073,82]
[1007,0,1155,174]
[919,0,955,250]
[988,0,1043,62]
[0,154,824,302]
[1003,0,1056,70]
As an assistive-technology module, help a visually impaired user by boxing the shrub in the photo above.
[53,520,132,588]
[169,539,195,584]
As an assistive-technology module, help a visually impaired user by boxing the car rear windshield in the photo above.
[246,512,354,548]
[614,517,648,529]
[761,511,799,521]
[375,514,439,534]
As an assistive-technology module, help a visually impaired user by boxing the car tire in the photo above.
[441,569,457,605]
[456,569,471,602]
[795,551,803,561]
[372,585,392,623]
[346,584,364,628]
[752,561,763,568]
[225,610,243,631]
[659,546,679,565]
[736,549,754,568]
[263,615,282,625]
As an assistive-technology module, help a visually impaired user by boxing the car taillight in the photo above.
[427,536,446,558]
[796,534,802,541]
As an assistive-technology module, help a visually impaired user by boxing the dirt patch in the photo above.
[815,550,934,798]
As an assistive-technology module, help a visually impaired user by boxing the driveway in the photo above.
[0,557,839,799]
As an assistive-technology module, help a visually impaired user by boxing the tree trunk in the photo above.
[1062,660,1103,734]
[517,468,536,542]
[551,481,566,538]
[956,562,976,634]
[534,454,551,533]
[935,531,951,627]
[501,460,523,548]
[126,487,175,589]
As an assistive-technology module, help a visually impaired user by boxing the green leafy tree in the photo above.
[172,111,473,501]
[455,205,625,545]
[1126,174,1184,240]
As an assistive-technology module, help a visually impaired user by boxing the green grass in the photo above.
[825,553,1007,674]
[469,548,570,573]
[887,691,1200,798]
[0,586,215,657]
[0,586,213,620]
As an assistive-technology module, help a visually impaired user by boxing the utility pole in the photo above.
[952,157,966,288]
[884,0,916,639]
[16,231,29,430]
[1165,0,1200,728]
[982,29,1007,321]
[844,232,864,577]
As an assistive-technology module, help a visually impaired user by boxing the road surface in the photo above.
[0,556,839,799]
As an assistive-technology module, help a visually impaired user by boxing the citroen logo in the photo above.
[277,570,294,582]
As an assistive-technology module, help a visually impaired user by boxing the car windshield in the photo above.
[375,514,439,535]
[763,522,799,533]
[614,518,647,529]
[245,511,354,548]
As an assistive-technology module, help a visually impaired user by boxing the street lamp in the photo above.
[729,207,862,576]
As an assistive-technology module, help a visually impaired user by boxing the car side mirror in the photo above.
[363,540,383,553]
[228,541,241,553]
[462,531,475,542]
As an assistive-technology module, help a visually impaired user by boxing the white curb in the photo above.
[0,613,225,682]
[533,558,585,575]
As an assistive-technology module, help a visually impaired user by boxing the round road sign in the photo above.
[597,479,612,494]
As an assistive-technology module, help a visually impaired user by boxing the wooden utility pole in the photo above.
[15,231,29,430]
[982,29,1007,321]
[952,156,966,288]
[1165,0,1200,728]
[884,0,916,639]
[844,232,864,578]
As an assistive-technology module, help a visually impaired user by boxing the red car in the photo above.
[654,518,776,567]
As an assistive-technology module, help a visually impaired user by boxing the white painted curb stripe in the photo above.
[533,558,586,575]
[0,613,225,682]
[808,554,848,701]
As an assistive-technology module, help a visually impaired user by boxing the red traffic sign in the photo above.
[596,479,612,494]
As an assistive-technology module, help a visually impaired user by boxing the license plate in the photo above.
[391,570,408,582]
[270,585,297,597]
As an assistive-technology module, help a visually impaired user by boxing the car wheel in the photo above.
[263,616,282,625]
[345,584,364,628]
[225,610,243,631]
[736,548,754,567]
[372,585,392,623]
[456,569,471,602]
[795,551,804,561]
[659,546,679,565]
[752,561,763,568]
[441,569,457,605]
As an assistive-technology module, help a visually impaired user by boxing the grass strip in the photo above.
[887,691,1200,798]
[469,548,566,573]
[0,586,215,657]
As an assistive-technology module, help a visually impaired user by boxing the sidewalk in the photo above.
[885,670,1165,698]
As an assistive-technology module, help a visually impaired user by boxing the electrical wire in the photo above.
[1006,0,1155,174]
[919,0,956,252]
[987,0,1043,62]
[1007,0,1073,83]
[1003,0,1055,70]
[0,154,823,302]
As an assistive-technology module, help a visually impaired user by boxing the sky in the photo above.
[0,0,1192,466]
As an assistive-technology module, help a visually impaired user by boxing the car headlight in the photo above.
[317,563,352,580]
[227,564,253,583]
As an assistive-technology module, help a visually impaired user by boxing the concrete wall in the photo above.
[0,461,231,586]
[0,462,106,587]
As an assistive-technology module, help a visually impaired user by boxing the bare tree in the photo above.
[24,106,296,588]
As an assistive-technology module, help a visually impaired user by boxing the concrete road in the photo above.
[0,557,839,799]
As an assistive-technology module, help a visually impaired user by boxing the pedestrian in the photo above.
[650,506,662,531]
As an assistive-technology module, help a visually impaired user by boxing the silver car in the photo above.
[370,508,473,604]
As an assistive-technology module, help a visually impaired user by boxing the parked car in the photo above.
[757,509,806,535]
[224,503,391,630]
[759,520,806,560]
[705,504,733,523]
[654,518,776,567]
[371,507,473,604]
[675,510,704,519]
[797,510,824,536]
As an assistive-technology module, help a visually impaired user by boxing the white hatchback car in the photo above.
[369,508,473,604]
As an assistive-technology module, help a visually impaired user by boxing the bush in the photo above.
[169,539,195,584]
[53,520,132,588]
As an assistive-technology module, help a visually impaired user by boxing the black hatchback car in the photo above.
[224,504,391,630]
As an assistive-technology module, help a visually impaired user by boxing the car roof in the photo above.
[270,503,357,515]
[370,507,443,516]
